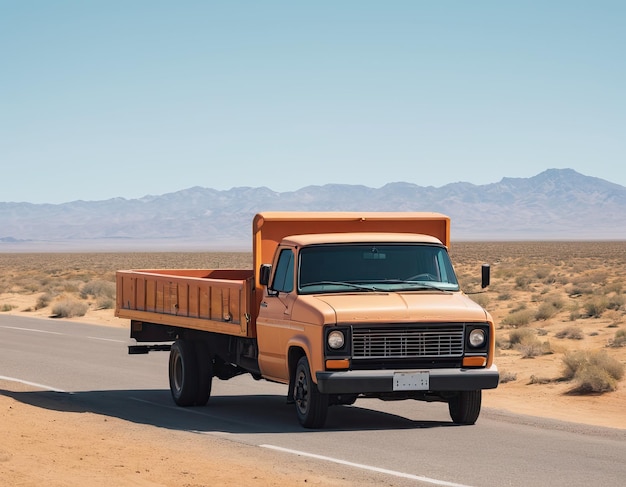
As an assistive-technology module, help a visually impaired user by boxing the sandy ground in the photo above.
[1,294,625,486]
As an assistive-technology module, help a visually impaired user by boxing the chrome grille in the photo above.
[352,325,464,359]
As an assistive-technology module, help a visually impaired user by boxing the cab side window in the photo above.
[272,249,294,293]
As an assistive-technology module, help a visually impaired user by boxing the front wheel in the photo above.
[448,390,482,425]
[293,356,329,429]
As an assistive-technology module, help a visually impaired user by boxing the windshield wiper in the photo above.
[301,281,381,292]
[376,279,449,292]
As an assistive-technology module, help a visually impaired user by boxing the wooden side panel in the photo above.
[115,269,255,338]
[188,284,199,318]
[146,279,156,312]
[200,285,210,320]
[136,277,145,311]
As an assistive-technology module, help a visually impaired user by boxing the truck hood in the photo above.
[308,292,488,323]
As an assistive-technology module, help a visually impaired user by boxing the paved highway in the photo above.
[1,315,625,487]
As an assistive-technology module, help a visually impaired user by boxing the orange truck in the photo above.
[116,212,498,428]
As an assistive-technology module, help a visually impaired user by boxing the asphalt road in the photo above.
[1,314,625,487]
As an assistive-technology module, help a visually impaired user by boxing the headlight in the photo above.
[328,330,345,349]
[468,329,486,348]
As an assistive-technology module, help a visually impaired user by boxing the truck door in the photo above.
[256,247,297,382]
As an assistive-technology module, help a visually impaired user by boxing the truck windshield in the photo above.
[298,244,459,294]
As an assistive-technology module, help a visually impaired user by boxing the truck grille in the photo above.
[352,325,464,360]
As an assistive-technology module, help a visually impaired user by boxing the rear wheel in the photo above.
[448,390,482,425]
[293,356,328,429]
[194,341,213,406]
[169,340,199,406]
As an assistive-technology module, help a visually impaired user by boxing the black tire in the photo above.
[293,356,328,429]
[169,339,199,406]
[194,341,213,406]
[448,390,482,425]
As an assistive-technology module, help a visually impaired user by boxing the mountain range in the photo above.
[2,168,625,251]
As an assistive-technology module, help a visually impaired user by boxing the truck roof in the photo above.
[280,232,445,247]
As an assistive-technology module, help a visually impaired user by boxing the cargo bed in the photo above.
[116,269,256,337]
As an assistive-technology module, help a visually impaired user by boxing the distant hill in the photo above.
[2,168,625,251]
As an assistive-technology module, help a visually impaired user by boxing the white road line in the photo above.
[260,444,474,487]
[0,325,63,335]
[0,375,67,393]
[0,324,122,343]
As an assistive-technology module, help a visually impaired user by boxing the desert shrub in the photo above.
[497,292,512,301]
[566,283,594,296]
[62,280,82,293]
[1,303,17,312]
[568,304,581,321]
[574,366,618,393]
[562,351,587,380]
[609,329,626,348]
[554,274,569,285]
[542,274,558,285]
[499,370,517,383]
[607,294,625,311]
[36,292,54,310]
[535,302,559,321]
[584,298,608,318]
[508,328,536,345]
[502,308,534,327]
[555,325,584,340]
[508,329,550,357]
[81,280,115,299]
[562,350,625,393]
[589,351,625,381]
[515,275,532,290]
[96,297,115,310]
[534,266,551,280]
[51,299,89,318]
[546,295,564,309]
[516,336,551,358]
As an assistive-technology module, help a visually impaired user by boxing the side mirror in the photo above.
[481,264,490,289]
[259,264,272,286]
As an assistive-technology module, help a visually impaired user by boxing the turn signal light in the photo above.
[325,359,350,369]
[463,356,487,367]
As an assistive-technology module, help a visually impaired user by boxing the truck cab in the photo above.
[258,232,498,428]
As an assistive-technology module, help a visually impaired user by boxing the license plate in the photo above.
[393,371,429,391]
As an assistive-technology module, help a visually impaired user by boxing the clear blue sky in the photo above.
[2,1,625,204]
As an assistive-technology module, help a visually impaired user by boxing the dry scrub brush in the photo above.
[562,350,625,393]
[609,329,626,348]
[51,299,89,318]
[501,329,552,358]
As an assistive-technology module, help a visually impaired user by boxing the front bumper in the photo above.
[316,365,499,394]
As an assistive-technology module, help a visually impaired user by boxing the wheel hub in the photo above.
[294,372,308,412]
